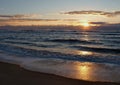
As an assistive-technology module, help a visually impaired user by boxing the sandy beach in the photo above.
[0,62,119,85]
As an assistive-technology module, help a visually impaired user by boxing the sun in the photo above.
[82,22,90,27]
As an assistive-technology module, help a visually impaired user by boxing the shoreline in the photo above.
[0,62,119,85]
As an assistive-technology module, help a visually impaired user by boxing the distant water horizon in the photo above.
[0,26,120,83]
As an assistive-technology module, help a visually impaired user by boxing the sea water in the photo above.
[0,26,120,82]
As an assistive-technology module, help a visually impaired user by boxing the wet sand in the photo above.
[0,62,119,85]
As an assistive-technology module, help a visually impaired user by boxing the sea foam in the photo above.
[0,52,120,83]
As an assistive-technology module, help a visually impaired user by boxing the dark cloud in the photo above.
[0,14,40,19]
[0,15,26,19]
[90,22,107,25]
[63,10,120,17]
[0,18,72,22]
[28,19,59,21]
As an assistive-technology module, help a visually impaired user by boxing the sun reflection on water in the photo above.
[83,34,89,41]
[76,51,93,56]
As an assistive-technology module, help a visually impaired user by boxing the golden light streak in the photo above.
[76,51,93,56]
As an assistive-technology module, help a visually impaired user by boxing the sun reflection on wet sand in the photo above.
[77,65,90,80]
[73,62,93,80]
[68,62,120,82]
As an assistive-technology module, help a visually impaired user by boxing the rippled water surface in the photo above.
[0,26,120,82]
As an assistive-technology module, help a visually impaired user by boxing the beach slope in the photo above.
[0,62,119,85]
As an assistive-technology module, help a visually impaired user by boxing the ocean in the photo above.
[0,26,120,83]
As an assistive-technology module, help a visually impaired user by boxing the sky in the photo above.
[0,0,120,26]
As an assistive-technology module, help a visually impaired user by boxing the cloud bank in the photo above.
[90,22,107,25]
[0,12,119,26]
[0,14,41,19]
[63,10,120,17]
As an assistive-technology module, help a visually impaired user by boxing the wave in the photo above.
[72,45,120,54]
[104,37,120,40]
[0,43,120,65]
[100,32,120,35]
[2,40,57,48]
[47,39,102,45]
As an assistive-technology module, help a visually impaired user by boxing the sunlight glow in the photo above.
[78,20,91,30]
[82,22,90,27]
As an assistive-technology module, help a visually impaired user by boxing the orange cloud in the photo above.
[0,19,73,26]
